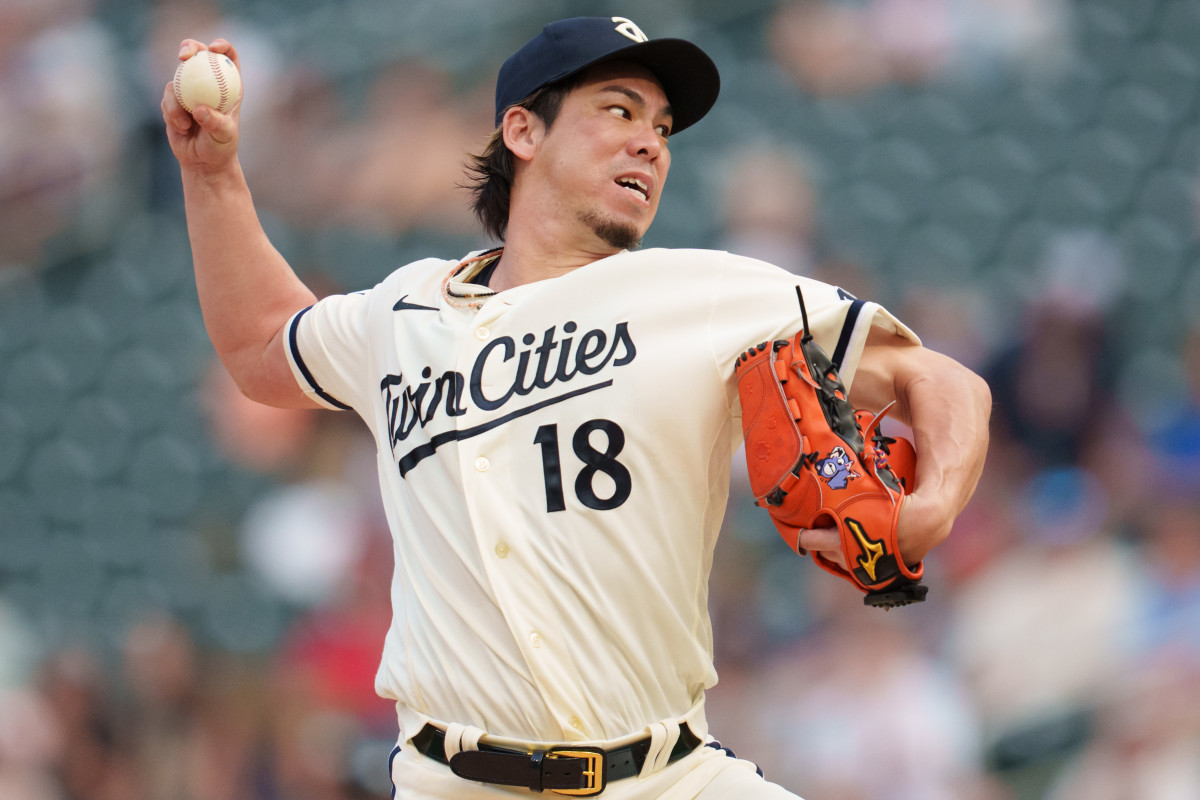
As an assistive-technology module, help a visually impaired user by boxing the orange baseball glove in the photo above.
[734,297,927,608]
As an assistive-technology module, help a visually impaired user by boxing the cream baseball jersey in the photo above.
[285,247,918,744]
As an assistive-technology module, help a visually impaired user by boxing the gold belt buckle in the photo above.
[546,747,605,796]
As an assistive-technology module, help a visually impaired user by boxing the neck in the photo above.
[489,208,623,293]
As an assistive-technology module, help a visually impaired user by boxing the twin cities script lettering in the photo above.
[381,321,636,474]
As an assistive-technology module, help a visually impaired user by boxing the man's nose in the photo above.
[629,124,663,159]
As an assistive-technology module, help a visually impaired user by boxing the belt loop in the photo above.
[529,750,547,792]
[443,723,484,760]
[462,725,484,752]
[639,721,681,779]
[443,723,466,760]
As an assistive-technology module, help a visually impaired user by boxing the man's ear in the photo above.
[501,106,543,162]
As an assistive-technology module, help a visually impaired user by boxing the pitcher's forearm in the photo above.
[851,333,992,560]
[164,39,318,408]
[899,358,991,520]
[181,162,316,376]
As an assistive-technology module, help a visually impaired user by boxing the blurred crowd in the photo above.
[3,1,1200,799]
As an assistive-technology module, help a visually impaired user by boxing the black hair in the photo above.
[464,73,585,241]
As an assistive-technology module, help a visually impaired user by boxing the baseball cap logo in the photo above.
[612,17,648,43]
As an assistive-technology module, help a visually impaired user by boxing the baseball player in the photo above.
[162,16,991,799]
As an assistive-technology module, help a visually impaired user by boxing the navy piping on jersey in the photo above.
[388,744,401,798]
[289,306,353,410]
[705,740,765,778]
[830,299,865,372]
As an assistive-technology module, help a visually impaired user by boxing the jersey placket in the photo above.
[454,296,595,738]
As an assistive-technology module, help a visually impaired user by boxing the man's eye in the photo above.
[656,124,671,138]
[607,106,631,119]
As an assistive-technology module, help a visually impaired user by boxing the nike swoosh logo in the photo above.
[393,295,438,312]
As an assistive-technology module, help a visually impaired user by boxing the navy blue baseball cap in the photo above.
[495,16,720,134]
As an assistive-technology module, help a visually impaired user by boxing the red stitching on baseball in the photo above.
[211,52,229,111]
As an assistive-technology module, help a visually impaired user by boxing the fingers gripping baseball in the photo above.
[161,39,243,171]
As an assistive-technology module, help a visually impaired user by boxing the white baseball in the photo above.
[173,50,242,115]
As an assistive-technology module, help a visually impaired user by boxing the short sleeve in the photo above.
[284,291,371,412]
[706,253,920,392]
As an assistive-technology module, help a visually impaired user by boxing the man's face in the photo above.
[525,62,673,250]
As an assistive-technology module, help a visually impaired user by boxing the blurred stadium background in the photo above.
[3,0,1200,798]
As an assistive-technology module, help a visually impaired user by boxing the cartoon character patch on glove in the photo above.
[816,447,859,489]
[734,288,928,609]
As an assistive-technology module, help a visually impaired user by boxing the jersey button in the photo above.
[494,542,509,558]
[474,456,490,472]
[529,631,543,648]
[475,326,490,341]
[569,716,584,731]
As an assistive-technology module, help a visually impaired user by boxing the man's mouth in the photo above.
[615,176,650,201]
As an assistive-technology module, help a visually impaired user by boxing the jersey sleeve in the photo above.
[284,291,372,412]
[707,253,920,392]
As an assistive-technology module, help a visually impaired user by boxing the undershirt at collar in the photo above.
[472,255,500,287]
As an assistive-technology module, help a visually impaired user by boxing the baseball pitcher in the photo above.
[162,16,990,799]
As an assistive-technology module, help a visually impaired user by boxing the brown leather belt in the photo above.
[411,722,703,796]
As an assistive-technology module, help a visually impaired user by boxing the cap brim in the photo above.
[572,38,720,134]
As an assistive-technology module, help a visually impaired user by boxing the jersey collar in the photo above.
[442,248,503,309]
